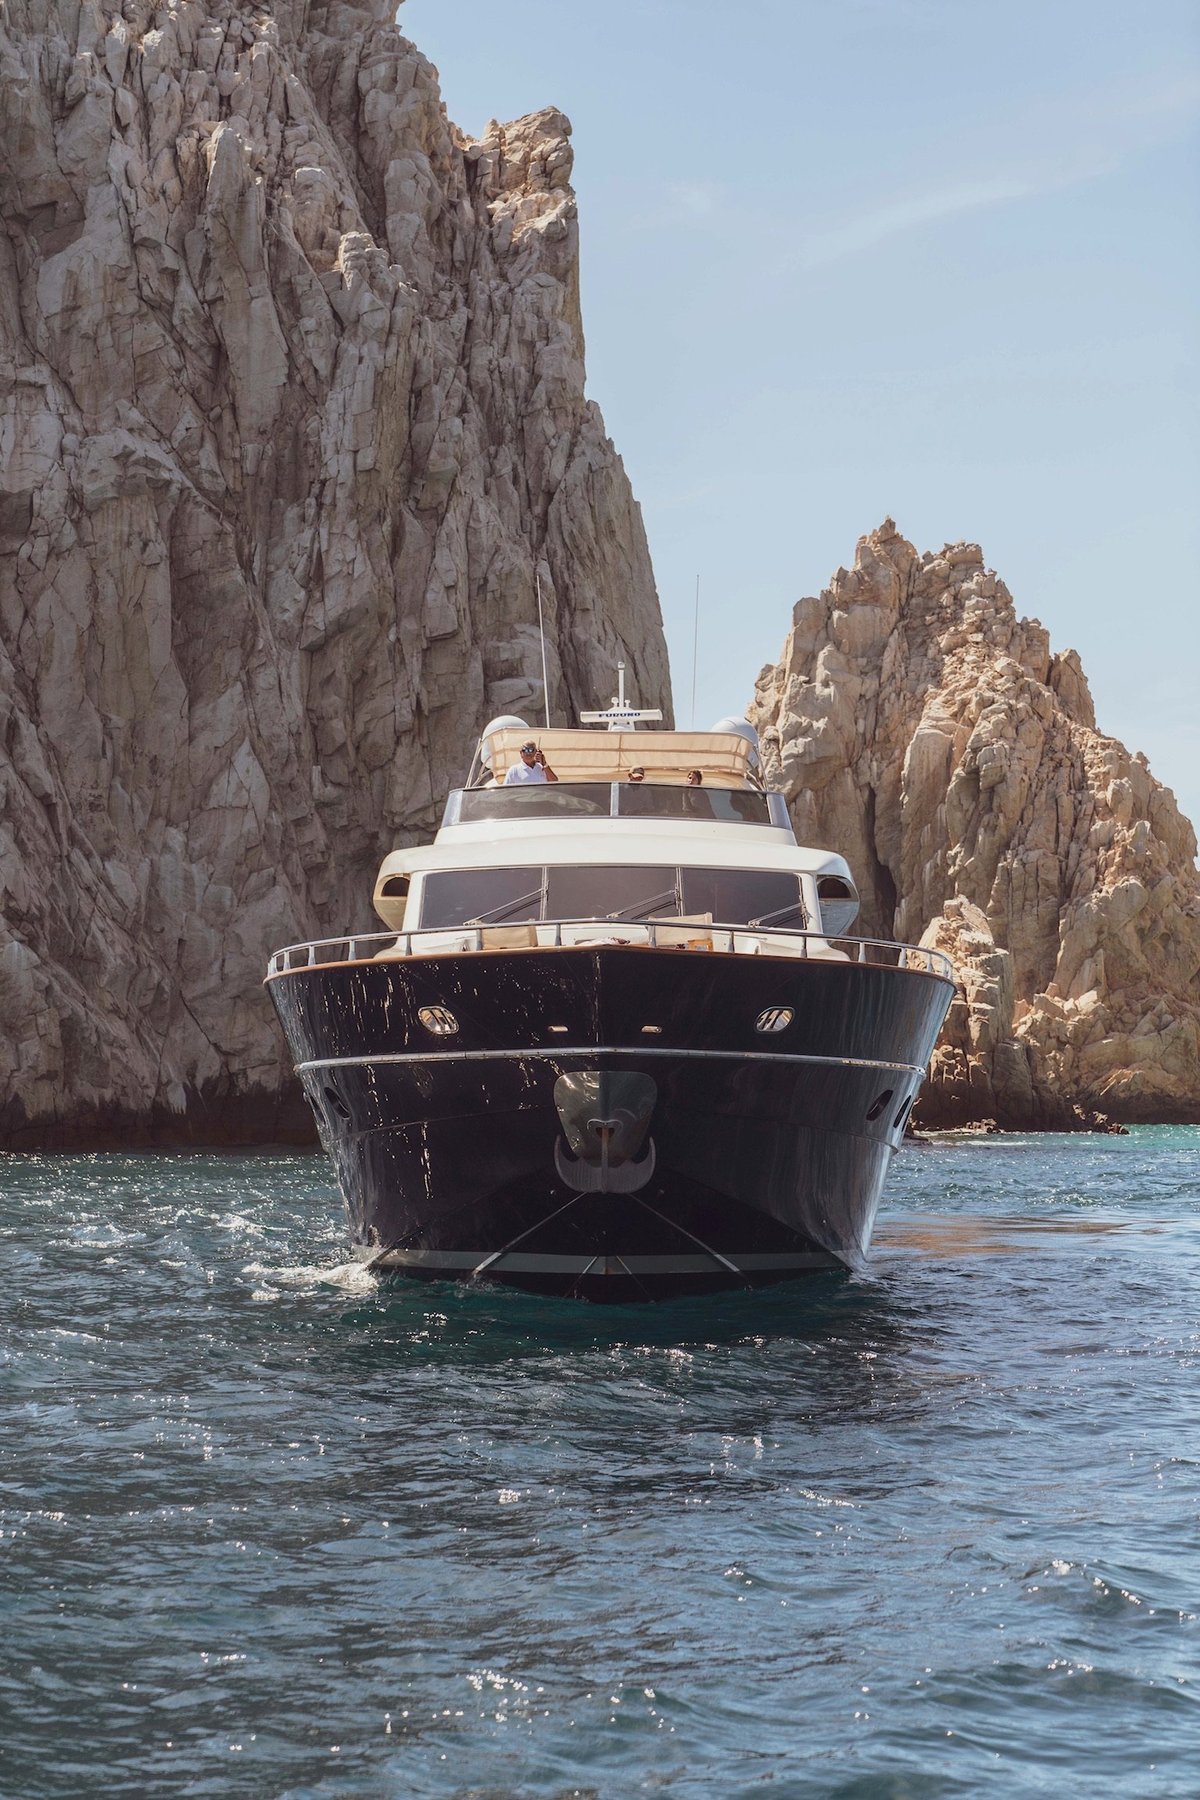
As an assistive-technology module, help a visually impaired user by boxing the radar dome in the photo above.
[479,714,529,758]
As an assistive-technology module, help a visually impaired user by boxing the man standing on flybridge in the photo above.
[505,741,558,784]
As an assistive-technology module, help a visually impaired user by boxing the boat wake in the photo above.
[241,1256,379,1300]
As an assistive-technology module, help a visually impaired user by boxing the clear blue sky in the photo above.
[404,0,1200,833]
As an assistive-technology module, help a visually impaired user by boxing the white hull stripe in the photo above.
[364,1248,840,1275]
[297,1045,924,1077]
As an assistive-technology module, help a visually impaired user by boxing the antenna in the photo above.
[535,565,551,730]
[690,573,700,728]
[580,657,662,730]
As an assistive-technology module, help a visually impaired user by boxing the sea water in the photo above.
[2,1129,1198,1799]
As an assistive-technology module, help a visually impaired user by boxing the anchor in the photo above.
[552,1071,658,1195]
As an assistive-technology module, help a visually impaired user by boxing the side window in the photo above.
[817,876,859,937]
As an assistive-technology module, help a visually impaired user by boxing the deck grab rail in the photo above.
[266,925,953,981]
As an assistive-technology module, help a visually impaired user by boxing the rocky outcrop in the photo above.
[751,521,1200,1127]
[0,0,670,1145]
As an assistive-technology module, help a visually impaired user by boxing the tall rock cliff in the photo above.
[0,0,670,1146]
[751,521,1200,1127]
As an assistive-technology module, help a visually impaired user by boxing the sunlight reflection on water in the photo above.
[1,1129,1198,1798]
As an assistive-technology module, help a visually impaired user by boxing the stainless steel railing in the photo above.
[265,923,953,981]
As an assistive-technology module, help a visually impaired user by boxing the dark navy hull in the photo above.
[267,946,953,1303]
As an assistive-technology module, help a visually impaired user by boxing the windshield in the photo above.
[458,784,611,822]
[545,866,680,922]
[420,865,806,930]
[420,868,543,928]
[680,868,805,927]
[619,785,771,824]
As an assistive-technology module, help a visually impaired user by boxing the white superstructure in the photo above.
[370,714,863,959]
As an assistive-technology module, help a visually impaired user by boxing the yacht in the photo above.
[265,674,954,1302]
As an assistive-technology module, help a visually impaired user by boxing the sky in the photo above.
[403,0,1200,832]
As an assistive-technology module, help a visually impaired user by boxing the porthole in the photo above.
[755,1006,794,1035]
[323,1084,351,1122]
[418,1004,459,1037]
[865,1087,894,1123]
[381,875,410,898]
[892,1094,914,1132]
[641,1024,663,1035]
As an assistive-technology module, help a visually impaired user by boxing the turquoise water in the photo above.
[2,1129,1199,1798]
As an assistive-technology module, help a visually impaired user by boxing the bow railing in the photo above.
[265,924,953,981]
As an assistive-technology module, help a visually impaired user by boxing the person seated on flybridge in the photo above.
[505,740,558,784]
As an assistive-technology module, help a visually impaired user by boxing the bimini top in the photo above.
[483,727,759,788]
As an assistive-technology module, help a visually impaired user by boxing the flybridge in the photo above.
[579,662,663,731]
[477,728,760,787]
[469,661,765,788]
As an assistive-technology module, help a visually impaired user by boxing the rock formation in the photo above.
[0,0,670,1146]
[751,521,1200,1127]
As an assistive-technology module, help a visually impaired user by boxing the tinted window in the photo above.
[421,868,543,928]
[680,868,805,927]
[420,864,808,930]
[459,784,611,822]
[545,865,679,922]
[619,785,771,824]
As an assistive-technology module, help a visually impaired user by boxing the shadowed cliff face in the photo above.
[751,521,1200,1128]
[0,0,671,1146]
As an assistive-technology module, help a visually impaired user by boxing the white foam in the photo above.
[241,1257,379,1294]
